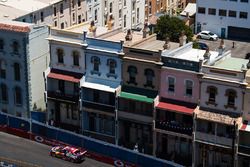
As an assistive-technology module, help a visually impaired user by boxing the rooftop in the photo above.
[66,22,109,37]
[0,19,34,32]
[0,0,62,20]
[213,57,249,71]
[162,43,219,62]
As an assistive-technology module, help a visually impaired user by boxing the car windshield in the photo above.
[208,32,214,35]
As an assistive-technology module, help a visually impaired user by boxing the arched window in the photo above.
[91,56,100,72]
[144,68,154,88]
[206,86,218,103]
[1,84,8,102]
[225,89,237,107]
[107,59,116,74]
[57,48,64,63]
[14,86,22,105]
[127,66,137,84]
[72,50,80,66]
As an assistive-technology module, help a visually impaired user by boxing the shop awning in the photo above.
[81,81,116,93]
[118,86,157,103]
[156,101,196,115]
[47,68,83,83]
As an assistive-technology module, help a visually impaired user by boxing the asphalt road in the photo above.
[197,38,250,59]
[0,132,112,167]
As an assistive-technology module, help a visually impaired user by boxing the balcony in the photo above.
[155,120,192,136]
[82,100,115,113]
[47,90,79,103]
[195,132,232,147]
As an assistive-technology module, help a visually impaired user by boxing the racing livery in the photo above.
[50,146,87,163]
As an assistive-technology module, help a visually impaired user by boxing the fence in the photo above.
[0,112,181,167]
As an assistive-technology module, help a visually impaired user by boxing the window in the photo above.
[168,77,175,92]
[78,15,81,24]
[208,8,216,15]
[229,10,237,17]
[14,63,20,81]
[0,39,4,50]
[57,48,64,63]
[61,22,64,29]
[132,1,135,11]
[91,56,100,74]
[77,0,81,7]
[72,0,75,8]
[12,41,19,54]
[14,87,22,105]
[144,69,154,88]
[73,13,75,22]
[54,7,57,16]
[124,15,126,27]
[72,51,79,66]
[119,9,122,18]
[110,2,112,13]
[40,12,44,22]
[241,0,248,3]
[0,60,6,79]
[225,89,237,107]
[94,9,97,21]
[107,59,116,74]
[1,84,8,102]
[124,0,126,6]
[60,3,63,14]
[137,8,139,23]
[219,9,227,16]
[58,80,65,93]
[185,80,193,96]
[127,66,137,85]
[240,12,248,19]
[207,86,217,103]
[198,7,205,14]
[54,21,57,27]
[149,2,152,14]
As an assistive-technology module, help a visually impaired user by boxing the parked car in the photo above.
[50,146,87,163]
[197,42,209,50]
[197,31,218,41]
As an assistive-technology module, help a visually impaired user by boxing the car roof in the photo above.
[63,146,79,152]
[200,30,211,33]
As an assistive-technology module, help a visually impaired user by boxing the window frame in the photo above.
[14,86,22,106]
[185,79,193,96]
[72,50,80,66]
[0,83,8,103]
[127,65,137,85]
[219,9,227,16]
[57,48,64,64]
[198,7,206,14]
[228,10,237,17]
[208,8,216,15]
[239,12,248,19]
[167,76,175,93]
[144,68,155,88]
[14,62,21,81]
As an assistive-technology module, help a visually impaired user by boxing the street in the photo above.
[0,132,112,167]
[196,38,250,59]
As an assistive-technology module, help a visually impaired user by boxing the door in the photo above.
[221,28,226,39]
[58,80,65,94]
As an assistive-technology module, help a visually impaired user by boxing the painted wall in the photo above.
[160,68,200,104]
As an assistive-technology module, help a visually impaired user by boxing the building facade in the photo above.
[196,0,250,40]
[0,20,49,117]
[155,43,202,166]
[44,28,85,130]
[193,51,248,167]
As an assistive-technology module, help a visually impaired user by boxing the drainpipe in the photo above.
[232,120,236,167]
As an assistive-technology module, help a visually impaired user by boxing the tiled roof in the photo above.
[0,23,30,32]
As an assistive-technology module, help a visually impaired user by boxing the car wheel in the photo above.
[197,35,201,39]
[210,38,214,41]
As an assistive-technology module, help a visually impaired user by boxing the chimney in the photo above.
[142,23,149,38]
[179,31,187,47]
[107,14,113,30]
[203,48,211,59]
[163,37,171,50]
[125,29,132,41]
[89,21,97,37]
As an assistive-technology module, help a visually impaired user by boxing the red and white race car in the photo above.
[50,146,87,163]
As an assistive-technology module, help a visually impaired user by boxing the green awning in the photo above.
[118,86,157,103]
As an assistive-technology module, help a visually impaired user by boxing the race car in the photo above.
[50,146,87,163]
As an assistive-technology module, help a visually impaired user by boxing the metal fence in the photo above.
[0,112,181,167]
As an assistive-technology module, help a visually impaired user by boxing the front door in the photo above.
[221,28,226,39]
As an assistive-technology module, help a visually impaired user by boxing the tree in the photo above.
[155,15,193,42]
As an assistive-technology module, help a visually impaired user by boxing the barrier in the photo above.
[0,112,181,167]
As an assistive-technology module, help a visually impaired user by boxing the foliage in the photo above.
[155,15,193,42]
